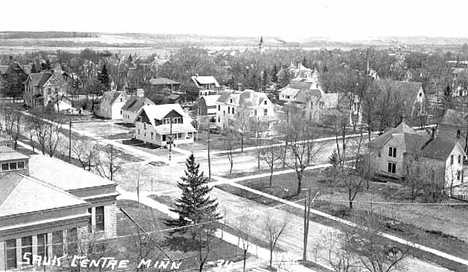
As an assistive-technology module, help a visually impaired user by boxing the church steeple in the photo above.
[259,36,265,54]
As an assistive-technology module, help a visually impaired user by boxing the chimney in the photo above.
[457,129,461,139]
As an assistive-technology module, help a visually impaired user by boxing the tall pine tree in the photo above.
[166,154,222,235]
[271,64,278,83]
[97,64,111,91]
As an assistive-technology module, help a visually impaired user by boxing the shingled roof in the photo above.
[440,109,468,127]
[420,137,460,161]
[368,121,417,149]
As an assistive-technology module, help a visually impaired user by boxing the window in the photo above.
[387,162,396,174]
[378,152,381,158]
[95,206,105,231]
[232,108,235,114]
[120,110,122,115]
[67,228,78,254]
[173,117,182,124]
[18,161,25,169]
[264,109,268,116]
[459,155,461,164]
[457,170,461,181]
[52,231,63,256]
[177,133,182,138]
[264,100,267,105]
[138,129,140,135]
[388,147,397,158]
[2,163,9,171]
[144,123,146,130]
[9,162,17,170]
[37,233,48,260]
[230,98,233,103]
[162,135,166,141]
[218,117,220,122]
[151,132,154,139]
[254,110,257,116]
[218,105,220,111]
[6,239,17,269]
[228,107,230,114]
[21,236,33,266]
[451,155,454,165]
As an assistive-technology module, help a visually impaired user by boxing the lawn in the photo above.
[116,199,247,271]
[216,171,468,272]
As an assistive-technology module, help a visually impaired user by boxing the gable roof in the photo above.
[122,97,154,113]
[420,137,460,161]
[294,89,323,103]
[372,80,423,103]
[141,104,188,123]
[289,81,313,90]
[200,95,221,106]
[191,75,220,88]
[0,172,87,217]
[368,121,417,149]
[217,90,241,103]
[149,77,180,85]
[101,91,125,105]
[440,109,468,127]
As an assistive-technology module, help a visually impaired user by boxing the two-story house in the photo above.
[368,120,467,189]
[96,91,128,119]
[197,95,221,128]
[0,63,29,99]
[215,89,277,132]
[0,148,119,271]
[24,70,71,111]
[121,96,155,124]
[134,104,197,147]
[191,75,221,97]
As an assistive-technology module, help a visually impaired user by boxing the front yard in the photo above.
[116,199,247,271]
[216,170,468,272]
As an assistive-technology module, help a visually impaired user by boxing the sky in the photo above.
[2,0,468,41]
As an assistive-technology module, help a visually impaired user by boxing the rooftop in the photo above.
[0,146,30,162]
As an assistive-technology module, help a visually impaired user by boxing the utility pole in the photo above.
[207,125,212,182]
[68,117,72,163]
[110,145,113,181]
[169,118,173,161]
[303,188,319,261]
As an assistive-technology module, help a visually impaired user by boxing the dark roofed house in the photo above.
[145,77,181,94]
[96,90,128,119]
[122,96,155,124]
[1,63,29,99]
[24,70,70,111]
[368,119,467,189]
[368,79,427,128]
[191,75,220,97]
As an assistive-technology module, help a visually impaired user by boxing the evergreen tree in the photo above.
[97,64,111,91]
[262,69,268,91]
[302,56,308,68]
[31,63,37,73]
[271,64,278,83]
[166,154,222,235]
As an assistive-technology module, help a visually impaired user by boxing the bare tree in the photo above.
[315,230,360,272]
[234,212,254,272]
[72,135,100,171]
[342,210,411,272]
[277,115,323,195]
[223,133,235,175]
[259,140,283,187]
[26,113,63,157]
[95,145,122,181]
[261,211,288,269]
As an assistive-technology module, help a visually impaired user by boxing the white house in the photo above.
[134,104,197,147]
[215,89,277,131]
[121,96,155,124]
[191,75,220,97]
[96,91,128,119]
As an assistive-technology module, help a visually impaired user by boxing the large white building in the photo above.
[134,104,197,147]
[215,89,277,131]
